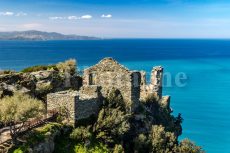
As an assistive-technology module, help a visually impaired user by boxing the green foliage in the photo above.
[56,59,77,75]
[0,70,15,75]
[10,123,62,153]
[0,92,45,125]
[36,82,53,93]
[52,87,203,153]
[74,142,110,153]
[142,94,183,136]
[134,134,150,153]
[27,123,62,145]
[21,64,57,73]
[177,139,205,153]
[12,146,26,153]
[56,114,64,123]
[149,125,177,153]
[94,89,130,145]
[105,88,126,111]
[113,144,124,153]
[70,126,92,142]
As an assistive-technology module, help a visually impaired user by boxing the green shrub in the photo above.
[70,126,92,142]
[74,142,110,153]
[149,125,177,153]
[177,139,205,153]
[27,123,62,144]
[134,134,149,153]
[94,89,130,145]
[21,64,57,73]
[0,70,15,75]
[56,59,76,75]
[113,144,124,153]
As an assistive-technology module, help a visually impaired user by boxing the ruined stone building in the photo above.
[47,57,169,125]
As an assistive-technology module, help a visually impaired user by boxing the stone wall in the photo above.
[83,58,141,111]
[140,66,164,101]
[47,91,77,124]
[151,66,163,98]
[46,58,167,125]
[47,86,101,125]
[76,86,102,120]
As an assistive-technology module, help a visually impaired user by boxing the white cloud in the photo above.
[49,16,65,20]
[23,23,42,28]
[68,16,79,20]
[81,15,92,19]
[101,14,112,18]
[15,12,27,17]
[0,12,14,16]
[49,15,92,21]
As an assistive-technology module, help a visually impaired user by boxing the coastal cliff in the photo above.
[0,58,204,153]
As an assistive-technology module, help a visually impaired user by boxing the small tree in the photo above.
[70,126,92,143]
[94,89,130,145]
[149,125,177,153]
[0,93,45,143]
[177,139,205,153]
[56,59,77,75]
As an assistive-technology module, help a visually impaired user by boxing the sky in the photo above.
[1,0,230,38]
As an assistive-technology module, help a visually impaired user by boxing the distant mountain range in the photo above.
[0,30,100,40]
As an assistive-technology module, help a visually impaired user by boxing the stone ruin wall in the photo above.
[47,91,77,123]
[83,58,140,111]
[140,66,164,101]
[47,86,101,125]
[46,58,168,124]
[76,86,102,120]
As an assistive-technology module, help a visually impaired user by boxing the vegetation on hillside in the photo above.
[9,123,62,153]
[0,93,45,143]
[20,58,76,74]
[53,89,204,153]
[0,60,204,153]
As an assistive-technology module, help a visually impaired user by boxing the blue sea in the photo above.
[0,39,230,153]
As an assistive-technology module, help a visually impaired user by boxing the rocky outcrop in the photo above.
[0,70,82,101]
[28,131,59,153]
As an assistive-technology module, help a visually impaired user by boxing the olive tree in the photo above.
[0,93,45,143]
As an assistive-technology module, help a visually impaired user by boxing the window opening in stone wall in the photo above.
[89,73,96,85]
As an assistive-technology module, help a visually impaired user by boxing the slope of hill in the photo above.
[0,30,100,40]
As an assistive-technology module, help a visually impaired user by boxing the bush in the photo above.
[149,125,177,153]
[21,64,58,73]
[10,123,62,153]
[113,144,124,153]
[27,123,62,144]
[74,142,109,153]
[94,89,130,145]
[177,139,205,153]
[70,126,92,142]
[134,134,150,153]
[0,70,15,75]
[56,59,77,75]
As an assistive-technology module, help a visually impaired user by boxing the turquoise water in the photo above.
[0,40,230,152]
[123,58,230,152]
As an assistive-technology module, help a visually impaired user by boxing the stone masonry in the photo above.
[47,57,169,125]
[47,86,101,125]
[83,58,141,111]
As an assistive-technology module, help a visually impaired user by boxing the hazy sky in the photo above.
[1,0,230,38]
